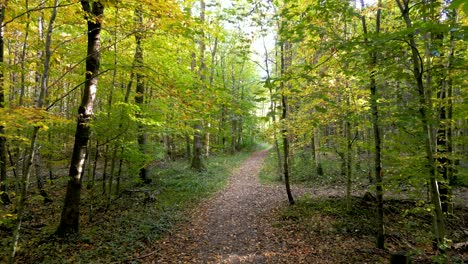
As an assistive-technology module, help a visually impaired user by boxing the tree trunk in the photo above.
[56,0,104,238]
[90,140,99,189]
[0,3,8,203]
[395,0,446,245]
[280,41,294,205]
[185,131,191,161]
[313,128,323,176]
[116,147,124,195]
[134,7,150,183]
[34,149,51,203]
[107,146,117,207]
[437,8,457,214]
[345,112,352,205]
[18,0,30,106]
[190,0,206,171]
[360,0,384,249]
[10,127,39,263]
[102,145,109,194]
[191,123,205,171]
[262,35,282,179]
[10,0,58,260]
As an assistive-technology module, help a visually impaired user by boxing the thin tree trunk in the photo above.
[91,140,99,188]
[191,0,206,172]
[360,0,384,249]
[0,3,8,204]
[370,47,385,248]
[262,35,282,179]
[116,147,124,195]
[134,7,149,183]
[56,0,104,238]
[395,0,446,245]
[268,94,281,175]
[185,131,191,161]
[437,8,457,214]
[313,128,323,176]
[205,123,210,157]
[10,127,39,263]
[10,0,59,260]
[280,41,294,205]
[204,37,218,157]
[345,118,352,204]
[107,146,117,207]
[18,0,30,106]
[34,148,51,203]
[106,8,118,203]
[102,145,109,194]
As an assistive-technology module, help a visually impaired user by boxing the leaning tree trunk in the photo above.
[56,0,104,238]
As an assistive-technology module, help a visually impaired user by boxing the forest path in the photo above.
[149,149,312,263]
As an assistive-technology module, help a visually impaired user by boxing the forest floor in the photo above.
[147,149,321,263]
[135,149,468,264]
[145,149,312,263]
[4,149,465,263]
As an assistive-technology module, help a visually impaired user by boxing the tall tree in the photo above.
[191,0,207,171]
[56,0,104,237]
[134,7,150,183]
[0,2,7,204]
[395,0,446,246]
[360,0,384,249]
[280,39,294,205]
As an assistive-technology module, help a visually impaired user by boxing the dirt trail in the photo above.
[150,150,310,263]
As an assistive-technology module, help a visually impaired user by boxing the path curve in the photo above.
[149,150,310,263]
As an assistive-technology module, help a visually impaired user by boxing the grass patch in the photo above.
[258,151,282,184]
[3,150,254,263]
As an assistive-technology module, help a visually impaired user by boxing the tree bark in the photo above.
[56,0,104,238]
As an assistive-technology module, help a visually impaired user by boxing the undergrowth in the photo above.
[1,150,254,263]
[278,196,468,263]
[259,151,359,186]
